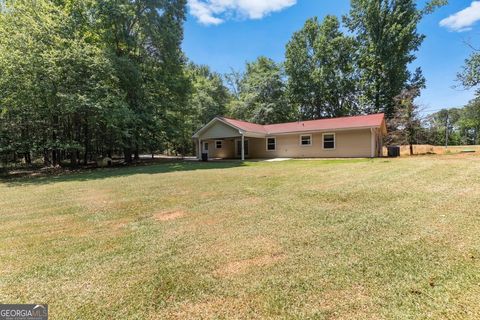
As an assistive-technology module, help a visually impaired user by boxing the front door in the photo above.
[203,142,209,155]
[236,140,249,157]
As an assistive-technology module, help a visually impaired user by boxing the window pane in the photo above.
[216,141,222,148]
[323,135,335,149]
[301,135,311,145]
[267,138,276,150]
[324,141,334,149]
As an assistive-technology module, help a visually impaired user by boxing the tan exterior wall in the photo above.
[197,122,384,158]
[248,129,375,158]
[199,121,240,140]
[203,139,236,158]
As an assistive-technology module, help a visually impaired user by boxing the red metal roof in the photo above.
[218,117,267,133]
[219,114,385,135]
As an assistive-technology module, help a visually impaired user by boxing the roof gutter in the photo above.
[266,125,383,136]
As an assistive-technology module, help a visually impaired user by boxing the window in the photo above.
[323,133,335,149]
[216,140,222,149]
[266,137,276,151]
[300,134,312,146]
[204,142,209,151]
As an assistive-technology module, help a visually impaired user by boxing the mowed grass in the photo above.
[1,156,480,319]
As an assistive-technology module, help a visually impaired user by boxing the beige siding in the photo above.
[199,121,240,140]
[204,139,236,158]
[249,129,374,158]
[196,120,384,158]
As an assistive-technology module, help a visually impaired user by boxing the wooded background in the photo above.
[1,0,479,166]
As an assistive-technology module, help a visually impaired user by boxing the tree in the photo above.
[423,108,466,146]
[344,0,446,118]
[458,51,480,92]
[180,63,231,154]
[188,64,231,125]
[96,0,189,161]
[224,68,243,99]
[390,89,421,155]
[231,56,295,124]
[389,68,426,154]
[0,0,191,167]
[0,0,125,166]
[459,99,480,144]
[285,15,358,119]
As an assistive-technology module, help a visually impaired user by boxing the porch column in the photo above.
[241,134,245,161]
[198,139,202,160]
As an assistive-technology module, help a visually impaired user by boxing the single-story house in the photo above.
[192,113,387,160]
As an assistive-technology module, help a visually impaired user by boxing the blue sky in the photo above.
[183,1,480,113]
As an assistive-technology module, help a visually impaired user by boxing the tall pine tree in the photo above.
[344,0,446,118]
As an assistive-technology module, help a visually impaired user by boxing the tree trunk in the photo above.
[70,150,78,167]
[52,149,57,166]
[134,145,140,161]
[24,152,31,165]
[44,148,50,166]
[52,115,59,166]
[409,143,413,156]
[124,148,132,163]
[84,121,89,165]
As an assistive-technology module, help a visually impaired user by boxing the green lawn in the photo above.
[1,156,480,319]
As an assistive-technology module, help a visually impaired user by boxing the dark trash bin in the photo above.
[387,146,400,157]
[201,153,208,161]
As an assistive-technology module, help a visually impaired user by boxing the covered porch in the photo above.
[192,117,266,161]
[196,136,265,160]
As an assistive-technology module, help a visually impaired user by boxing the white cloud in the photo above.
[188,0,297,25]
[440,1,480,32]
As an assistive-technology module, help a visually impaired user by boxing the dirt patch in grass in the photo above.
[153,210,186,222]
[312,285,379,319]
[166,296,248,320]
[214,252,285,277]
[98,218,133,236]
[76,189,114,211]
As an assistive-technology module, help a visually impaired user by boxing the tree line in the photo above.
[0,0,190,166]
[388,32,480,151]
[3,0,471,167]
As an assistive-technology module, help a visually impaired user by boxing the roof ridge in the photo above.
[264,113,385,127]
[220,113,384,127]
[217,113,385,136]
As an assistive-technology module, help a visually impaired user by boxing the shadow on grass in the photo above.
[1,160,247,186]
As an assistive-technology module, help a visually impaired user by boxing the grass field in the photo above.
[1,156,480,319]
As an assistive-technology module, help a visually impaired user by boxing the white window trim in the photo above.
[299,134,312,147]
[322,133,336,150]
[266,137,276,151]
[215,140,223,149]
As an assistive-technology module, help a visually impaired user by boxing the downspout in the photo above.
[370,128,375,158]
[241,133,245,161]
[198,139,202,160]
